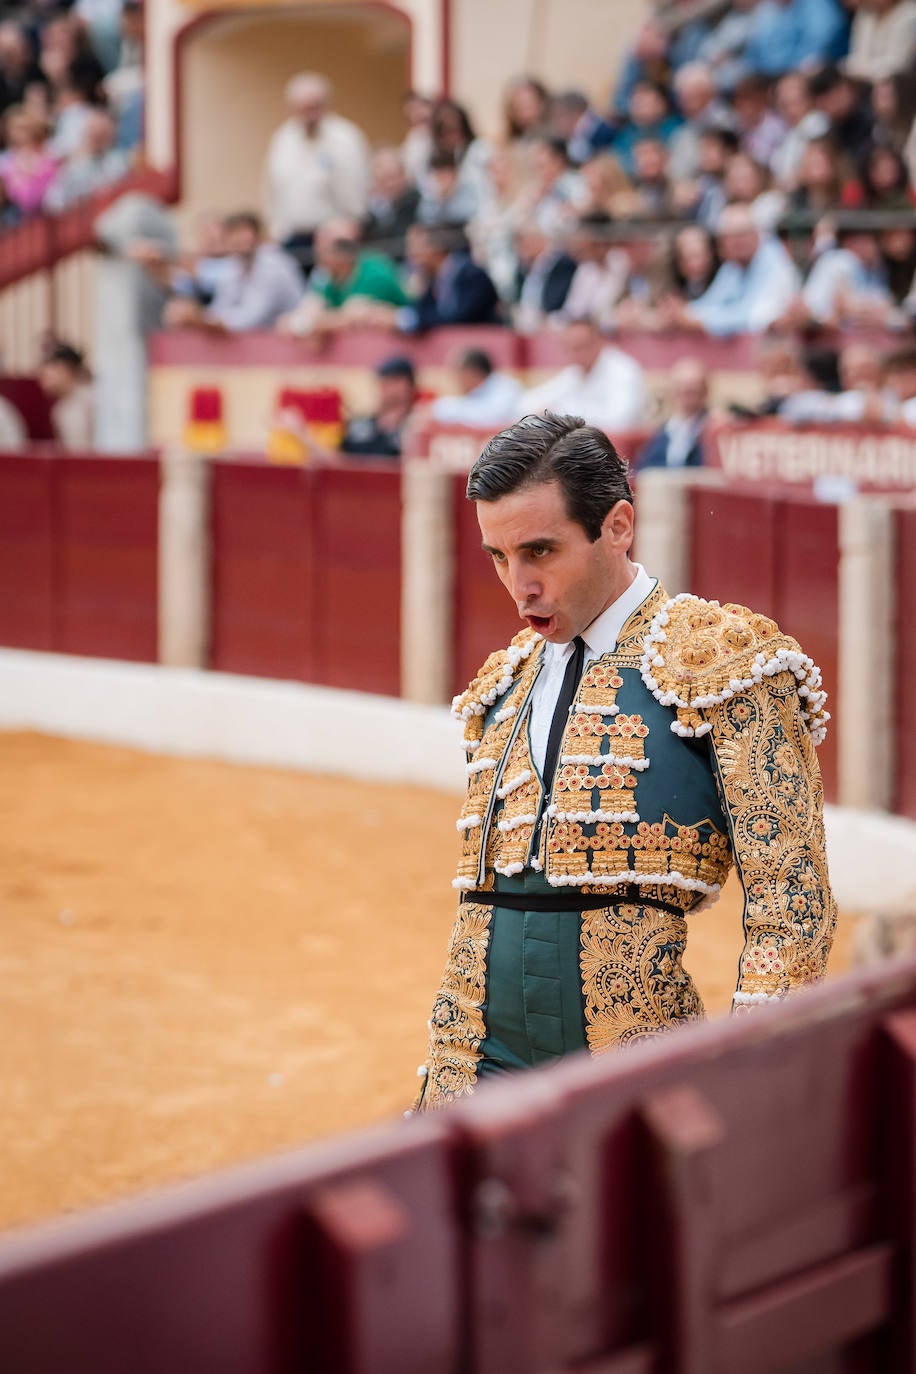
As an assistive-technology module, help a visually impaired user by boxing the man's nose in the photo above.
[507,562,541,607]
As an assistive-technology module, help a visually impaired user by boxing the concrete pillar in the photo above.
[401,461,453,704]
[158,448,211,669]
[634,468,723,594]
[838,498,896,811]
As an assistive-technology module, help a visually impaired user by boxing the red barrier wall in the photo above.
[451,475,520,696]
[0,454,158,662]
[1,958,915,1373]
[895,508,916,821]
[210,460,401,696]
[689,488,839,801]
[149,326,523,371]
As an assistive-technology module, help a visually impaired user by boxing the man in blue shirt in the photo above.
[743,0,849,79]
[665,203,800,337]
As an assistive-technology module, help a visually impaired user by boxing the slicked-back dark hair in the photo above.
[466,411,632,543]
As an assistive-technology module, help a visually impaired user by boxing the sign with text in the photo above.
[707,422,916,491]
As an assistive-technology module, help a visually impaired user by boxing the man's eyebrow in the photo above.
[481,537,559,554]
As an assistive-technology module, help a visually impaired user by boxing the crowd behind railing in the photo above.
[0,0,143,224]
[2,0,916,461]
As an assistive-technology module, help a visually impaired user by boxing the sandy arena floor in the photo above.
[0,731,853,1232]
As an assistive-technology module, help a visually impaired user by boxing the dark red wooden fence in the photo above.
[1,957,916,1373]
[209,460,401,696]
[895,508,916,821]
[0,453,159,662]
[689,487,840,802]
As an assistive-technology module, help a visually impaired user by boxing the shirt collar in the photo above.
[550,562,656,662]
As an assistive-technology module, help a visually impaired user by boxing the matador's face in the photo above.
[477,479,634,645]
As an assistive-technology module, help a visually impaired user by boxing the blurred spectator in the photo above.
[0,22,42,119]
[610,223,672,330]
[670,222,721,300]
[669,203,800,335]
[166,212,303,333]
[846,142,914,208]
[881,224,916,310]
[845,0,916,82]
[503,75,551,146]
[512,221,576,332]
[401,90,433,186]
[170,212,233,305]
[742,0,849,79]
[0,392,27,448]
[0,107,57,215]
[102,1,144,152]
[722,151,786,229]
[513,134,580,234]
[697,0,759,93]
[47,77,95,159]
[613,80,682,176]
[40,341,94,447]
[518,315,651,431]
[277,217,407,336]
[550,89,615,165]
[425,98,490,206]
[468,146,523,301]
[688,126,736,226]
[575,151,634,217]
[733,75,787,166]
[630,137,678,216]
[418,148,478,226]
[39,14,103,109]
[869,72,916,156]
[783,136,849,223]
[809,66,874,160]
[263,72,371,265]
[636,357,709,469]
[668,62,734,180]
[560,213,632,329]
[396,223,500,332]
[886,345,916,423]
[770,73,831,188]
[730,336,812,417]
[0,173,19,227]
[362,147,420,258]
[613,22,672,119]
[796,222,893,326]
[430,348,523,425]
[781,341,896,422]
[45,107,128,209]
[339,356,417,458]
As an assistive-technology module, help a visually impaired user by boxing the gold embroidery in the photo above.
[420,901,492,1110]
[709,672,837,1000]
[580,902,704,1051]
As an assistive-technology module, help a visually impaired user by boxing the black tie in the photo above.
[542,636,586,797]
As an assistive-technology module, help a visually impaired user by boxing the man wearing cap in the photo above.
[416,412,835,1108]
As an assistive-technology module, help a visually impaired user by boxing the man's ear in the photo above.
[602,498,635,550]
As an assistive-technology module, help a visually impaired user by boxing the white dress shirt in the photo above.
[527,563,656,773]
[264,113,371,241]
[430,372,524,426]
[519,346,651,433]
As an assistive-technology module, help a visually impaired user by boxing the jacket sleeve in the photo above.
[706,671,837,1010]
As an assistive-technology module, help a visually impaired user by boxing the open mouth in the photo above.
[525,614,556,635]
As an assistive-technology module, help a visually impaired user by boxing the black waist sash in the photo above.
[464,884,687,918]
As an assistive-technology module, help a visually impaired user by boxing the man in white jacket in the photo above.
[518,317,652,434]
[263,72,371,262]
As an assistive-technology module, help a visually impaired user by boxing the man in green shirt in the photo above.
[277,216,407,336]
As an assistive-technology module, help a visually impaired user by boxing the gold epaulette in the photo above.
[451,628,543,753]
[639,594,830,745]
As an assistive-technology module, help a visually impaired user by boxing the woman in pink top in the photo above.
[0,108,59,216]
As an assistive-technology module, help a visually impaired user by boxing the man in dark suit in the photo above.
[397,223,500,332]
[550,89,617,165]
[636,357,708,470]
[512,222,577,332]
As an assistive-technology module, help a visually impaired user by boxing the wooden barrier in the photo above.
[210,459,401,696]
[2,956,916,1372]
[895,508,916,822]
[0,452,158,663]
[688,487,840,802]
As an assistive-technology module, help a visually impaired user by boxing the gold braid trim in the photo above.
[709,672,838,1008]
[417,901,492,1110]
[639,595,830,745]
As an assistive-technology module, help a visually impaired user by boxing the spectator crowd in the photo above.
[4,0,916,454]
[0,0,143,225]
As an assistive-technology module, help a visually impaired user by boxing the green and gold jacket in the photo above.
[451,582,836,1008]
